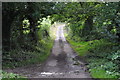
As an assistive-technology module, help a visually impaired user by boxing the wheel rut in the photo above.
[4,24,92,79]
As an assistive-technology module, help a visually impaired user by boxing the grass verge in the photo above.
[67,37,120,79]
[3,38,54,69]
[2,38,54,79]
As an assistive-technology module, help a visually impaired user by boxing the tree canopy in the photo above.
[2,2,120,79]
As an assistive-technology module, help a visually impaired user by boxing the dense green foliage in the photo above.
[2,2,120,79]
[60,2,120,79]
[67,39,120,78]
[2,2,56,79]
[2,2,55,68]
[57,2,120,41]
[2,71,26,79]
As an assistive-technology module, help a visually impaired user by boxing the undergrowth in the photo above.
[1,71,28,80]
[2,38,54,79]
[67,37,120,79]
[3,38,53,69]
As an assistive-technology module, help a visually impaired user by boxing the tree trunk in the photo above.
[82,16,93,36]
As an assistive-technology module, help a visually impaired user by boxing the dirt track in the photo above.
[4,24,92,79]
